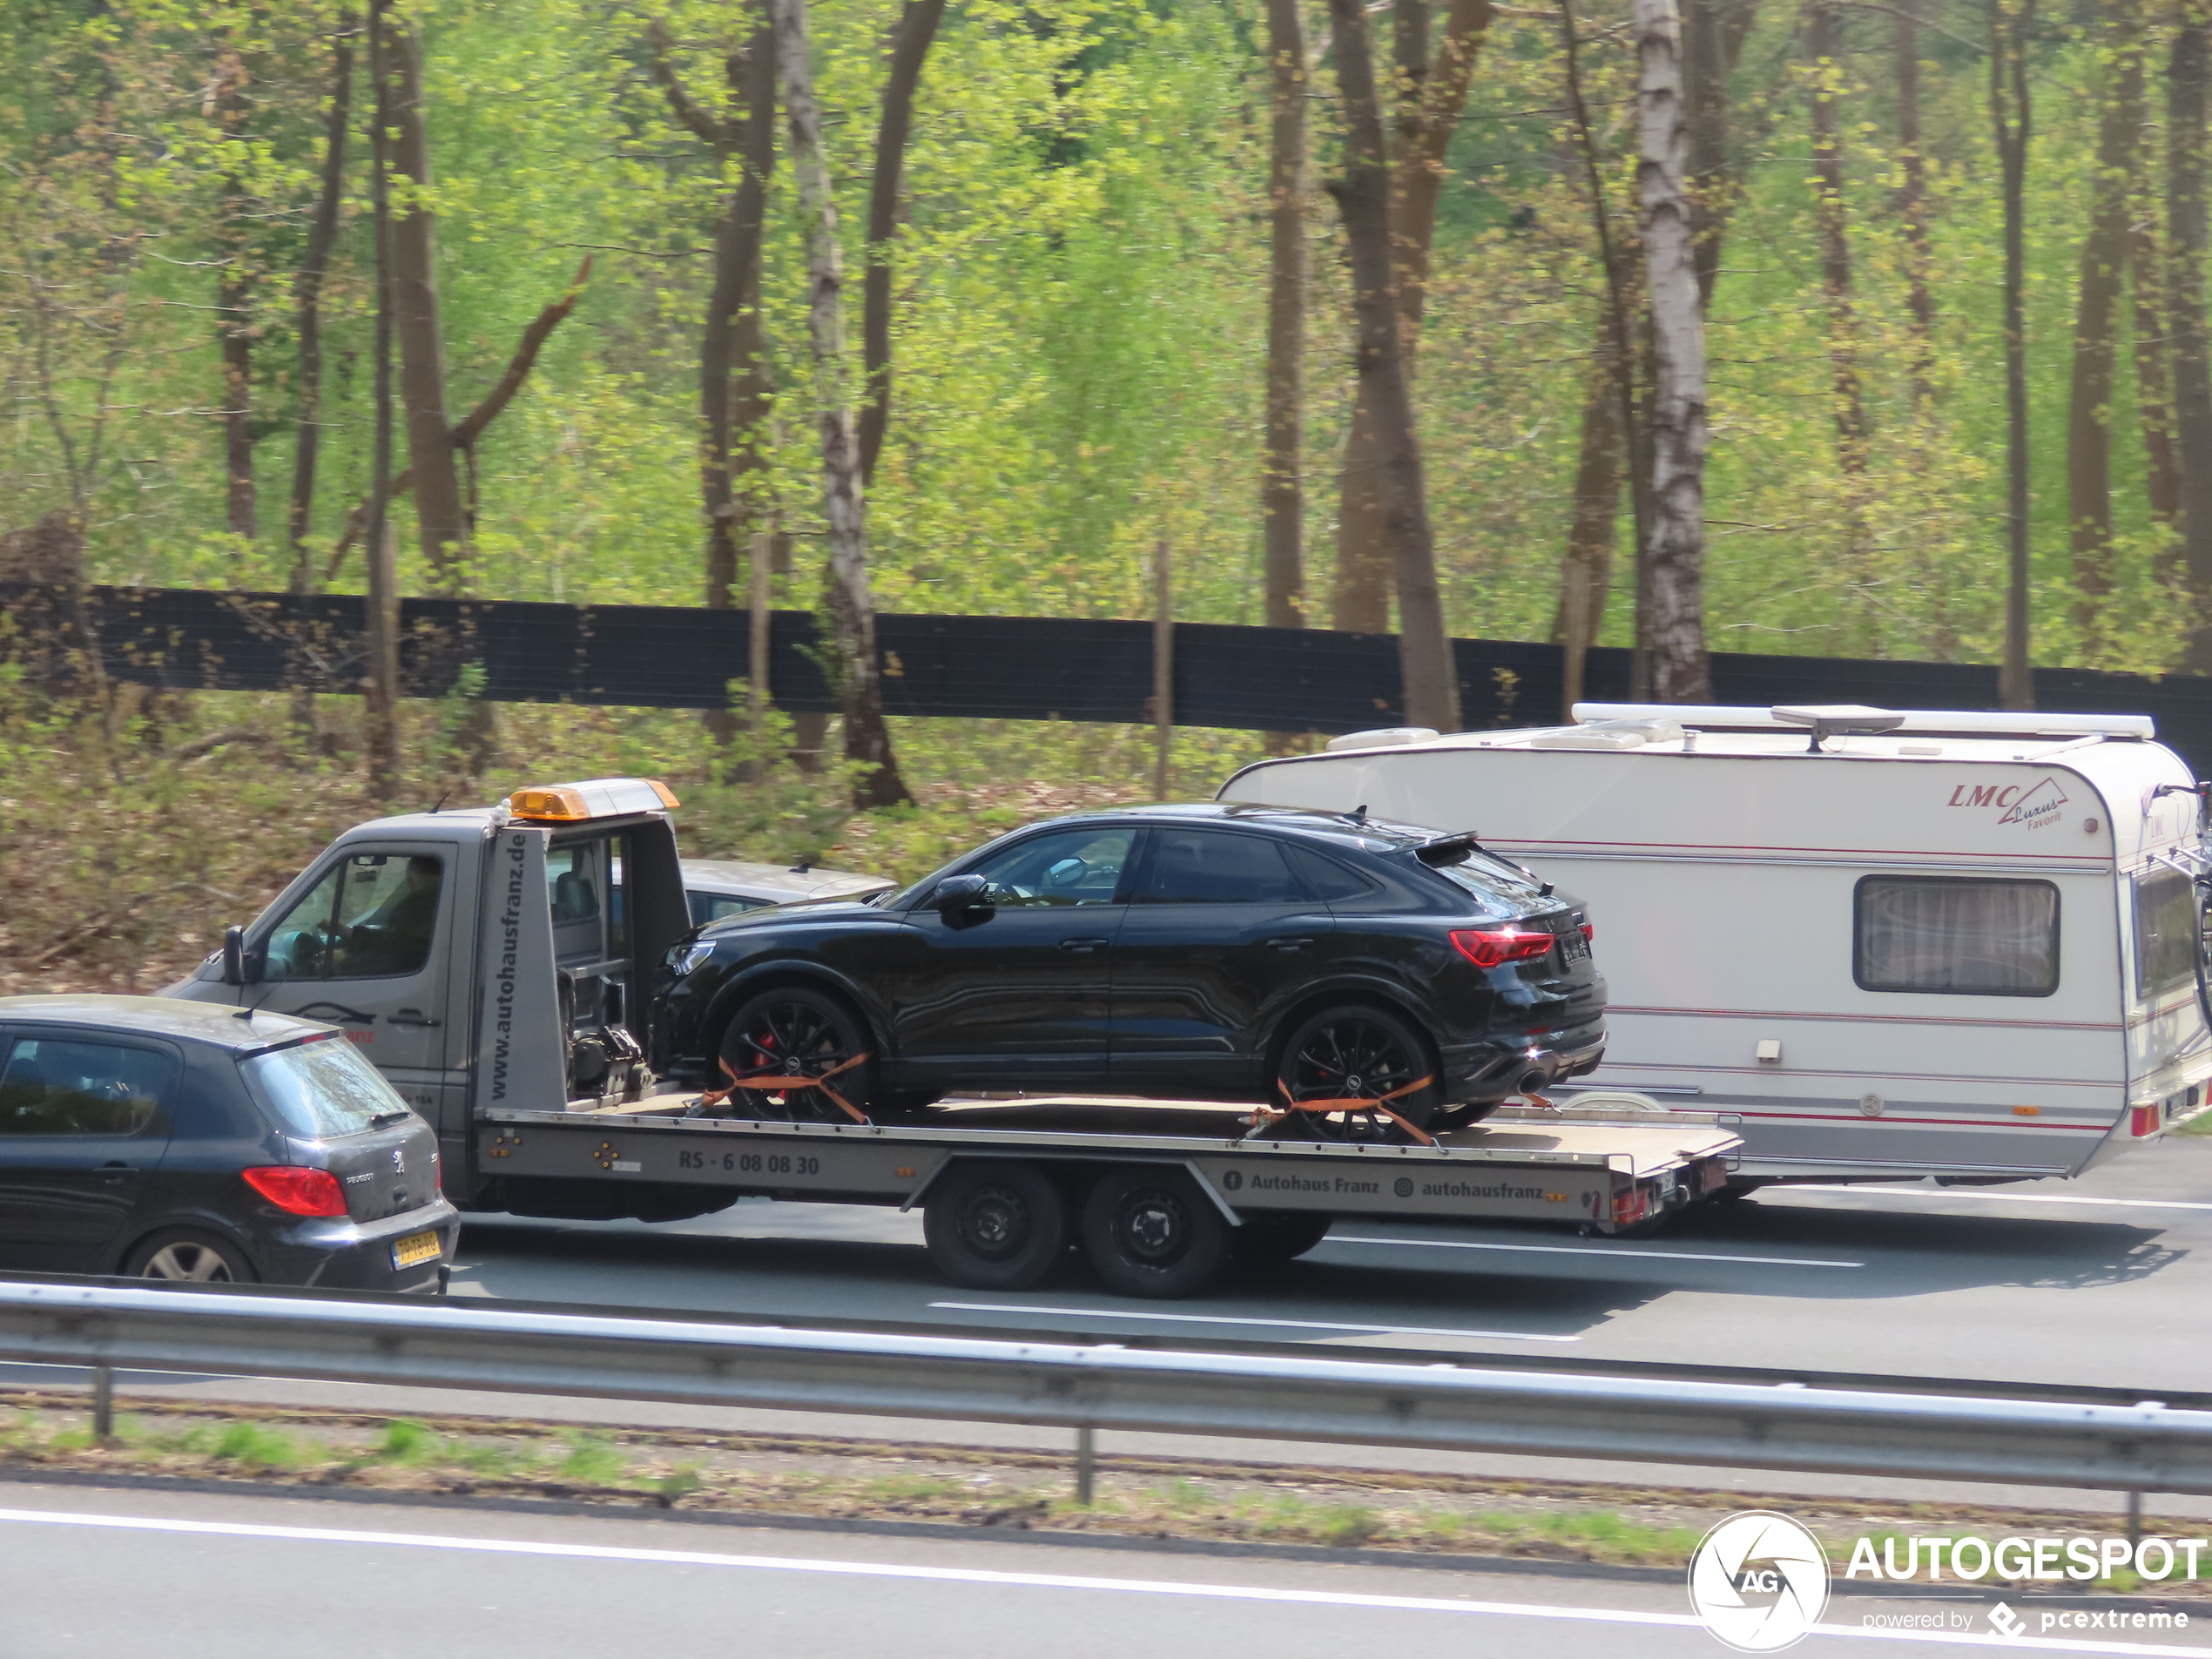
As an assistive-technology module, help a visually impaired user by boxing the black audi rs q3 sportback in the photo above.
[651,805,1605,1139]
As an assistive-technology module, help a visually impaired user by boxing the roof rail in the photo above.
[1569,703,2156,740]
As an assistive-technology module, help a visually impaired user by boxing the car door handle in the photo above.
[97,1162,133,1185]
[388,1009,442,1028]
[1059,938,1112,954]
[1266,937,1316,953]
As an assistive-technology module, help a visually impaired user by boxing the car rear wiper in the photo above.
[369,1109,414,1129]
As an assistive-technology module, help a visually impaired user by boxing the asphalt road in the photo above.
[448,1136,2212,1393]
[3,1482,2206,1659]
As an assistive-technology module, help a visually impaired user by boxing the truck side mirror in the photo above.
[935,874,990,914]
[220,925,248,987]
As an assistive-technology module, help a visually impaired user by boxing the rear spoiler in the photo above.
[1414,831,1554,896]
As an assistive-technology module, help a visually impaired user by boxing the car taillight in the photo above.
[1451,928,1556,968]
[1581,922,1595,942]
[242,1166,349,1217]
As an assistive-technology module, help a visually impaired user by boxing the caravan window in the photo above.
[2133,867,2199,1001]
[1854,877,2059,997]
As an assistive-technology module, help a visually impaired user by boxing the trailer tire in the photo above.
[923,1161,1069,1291]
[1231,1212,1332,1266]
[1082,1167,1230,1298]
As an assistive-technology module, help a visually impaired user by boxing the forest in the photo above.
[4,0,2212,987]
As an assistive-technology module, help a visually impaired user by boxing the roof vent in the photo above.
[1325,726,1441,753]
[1771,705,1906,752]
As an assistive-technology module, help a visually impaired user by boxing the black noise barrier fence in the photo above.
[7,583,2212,777]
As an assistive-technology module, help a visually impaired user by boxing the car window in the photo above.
[239,1035,412,1137]
[2134,867,2198,1001]
[1283,844,1380,902]
[967,828,1136,907]
[0,1038,166,1136]
[692,893,765,925]
[261,853,443,981]
[1855,876,2059,996]
[1135,829,1301,905]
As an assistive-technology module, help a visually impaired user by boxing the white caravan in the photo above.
[1218,704,2211,1185]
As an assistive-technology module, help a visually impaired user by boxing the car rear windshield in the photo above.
[1420,851,1535,907]
[239,1036,414,1138]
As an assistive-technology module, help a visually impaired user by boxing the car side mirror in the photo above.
[935,874,991,914]
[221,925,247,986]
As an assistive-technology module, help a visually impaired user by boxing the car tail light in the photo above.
[242,1166,349,1217]
[1451,928,1556,968]
[1581,922,1595,942]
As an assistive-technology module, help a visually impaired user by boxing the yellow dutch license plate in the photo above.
[391,1231,442,1270]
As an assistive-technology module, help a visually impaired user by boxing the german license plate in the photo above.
[1561,930,1590,964]
[391,1230,442,1270]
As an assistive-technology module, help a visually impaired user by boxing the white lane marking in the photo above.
[927,1302,1577,1342]
[1788,1187,2212,1213]
[0,1507,2197,1656]
[1327,1235,1865,1269]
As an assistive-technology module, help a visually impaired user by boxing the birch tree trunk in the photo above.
[1636,0,1712,702]
[377,7,468,591]
[1993,0,2035,707]
[858,0,946,488]
[1326,0,1460,732]
[2068,0,2148,658]
[771,0,913,807]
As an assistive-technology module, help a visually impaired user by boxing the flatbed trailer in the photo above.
[160,776,1737,1298]
[476,1092,1739,1296]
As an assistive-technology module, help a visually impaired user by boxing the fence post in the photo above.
[1075,1422,1096,1506]
[364,520,401,795]
[91,1363,113,1443]
[1152,539,1172,800]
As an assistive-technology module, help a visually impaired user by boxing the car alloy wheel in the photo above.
[712,988,877,1123]
[1268,1004,1440,1143]
[125,1230,255,1285]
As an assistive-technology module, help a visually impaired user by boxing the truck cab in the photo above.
[164,779,693,1197]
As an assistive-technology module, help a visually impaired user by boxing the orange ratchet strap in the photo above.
[698,1050,875,1124]
[1250,1074,1438,1146]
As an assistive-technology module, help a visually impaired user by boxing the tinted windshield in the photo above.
[239,1036,414,1138]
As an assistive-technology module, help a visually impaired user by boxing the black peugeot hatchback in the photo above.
[652,804,1607,1139]
[0,996,457,1288]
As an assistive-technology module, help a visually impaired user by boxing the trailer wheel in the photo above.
[923,1161,1069,1291]
[714,987,878,1123]
[1263,1003,1440,1142]
[1082,1167,1229,1298]
[1231,1213,1332,1266]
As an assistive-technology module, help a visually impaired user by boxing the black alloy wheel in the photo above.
[923,1161,1068,1290]
[714,987,879,1123]
[1082,1167,1229,1298]
[1265,1002,1441,1144]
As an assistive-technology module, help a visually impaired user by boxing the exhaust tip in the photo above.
[1516,1066,1552,1095]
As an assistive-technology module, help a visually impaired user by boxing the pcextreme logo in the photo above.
[1946,775,2068,830]
[1688,1511,1831,1652]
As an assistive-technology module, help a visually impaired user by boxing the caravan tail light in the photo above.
[1452,929,1556,968]
[2133,1104,2161,1138]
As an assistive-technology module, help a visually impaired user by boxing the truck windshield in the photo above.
[239,1036,415,1138]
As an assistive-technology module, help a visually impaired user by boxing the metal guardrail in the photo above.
[0,1280,2206,1501]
